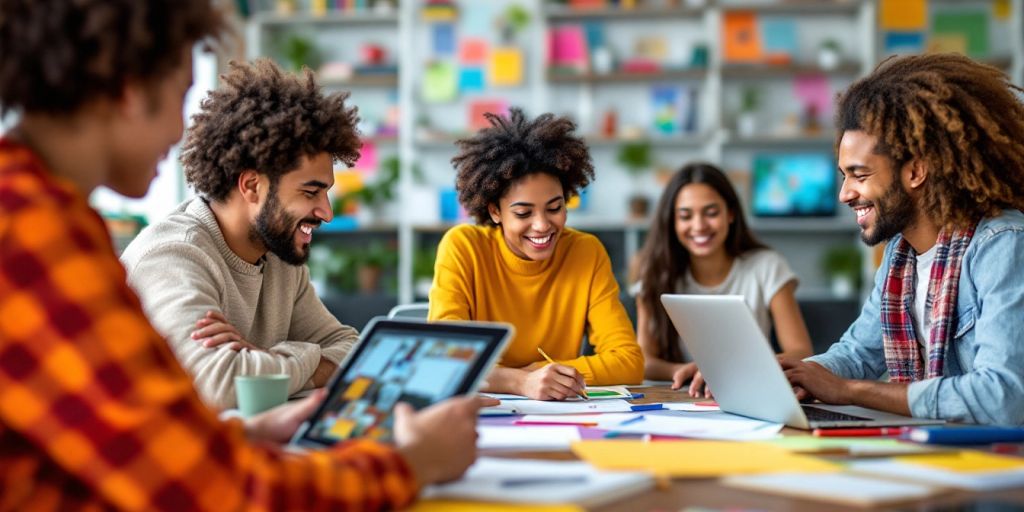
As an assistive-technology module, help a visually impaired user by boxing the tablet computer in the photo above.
[291,317,513,448]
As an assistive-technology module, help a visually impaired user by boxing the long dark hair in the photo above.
[636,163,766,362]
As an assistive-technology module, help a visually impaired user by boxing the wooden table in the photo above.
[483,386,1024,511]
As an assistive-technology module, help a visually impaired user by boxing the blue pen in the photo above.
[907,426,1024,445]
[630,393,645,399]
[619,415,646,426]
[629,403,664,412]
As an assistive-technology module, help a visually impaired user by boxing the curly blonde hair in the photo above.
[835,53,1024,227]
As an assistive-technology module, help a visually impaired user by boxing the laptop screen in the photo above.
[295,319,510,446]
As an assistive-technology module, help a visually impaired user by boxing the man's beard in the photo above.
[250,187,317,265]
[858,182,915,246]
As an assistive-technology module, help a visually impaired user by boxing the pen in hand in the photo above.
[536,347,589,400]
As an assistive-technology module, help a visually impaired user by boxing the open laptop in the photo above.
[292,317,513,448]
[660,294,945,429]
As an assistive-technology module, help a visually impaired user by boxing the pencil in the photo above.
[536,347,589,400]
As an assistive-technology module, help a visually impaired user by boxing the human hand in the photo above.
[688,369,713,399]
[779,356,850,404]
[670,362,697,390]
[310,358,337,387]
[393,395,493,485]
[244,388,326,444]
[519,364,586,400]
[192,310,260,351]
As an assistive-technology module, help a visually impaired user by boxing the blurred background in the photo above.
[53,0,1024,347]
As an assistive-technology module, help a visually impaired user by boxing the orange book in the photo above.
[722,11,761,63]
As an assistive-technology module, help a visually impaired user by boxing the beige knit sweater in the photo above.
[121,198,357,409]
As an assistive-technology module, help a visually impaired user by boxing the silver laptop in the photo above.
[660,294,945,429]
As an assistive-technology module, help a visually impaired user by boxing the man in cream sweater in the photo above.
[122,59,363,409]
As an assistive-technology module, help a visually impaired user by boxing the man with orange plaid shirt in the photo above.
[0,1,490,510]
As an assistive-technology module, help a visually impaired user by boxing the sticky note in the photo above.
[459,38,488,65]
[489,47,523,86]
[468,100,508,131]
[422,61,457,103]
[883,32,925,55]
[879,0,926,30]
[353,140,377,173]
[459,67,485,93]
[432,23,456,56]
[932,11,989,58]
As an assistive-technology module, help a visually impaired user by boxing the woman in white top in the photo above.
[634,163,813,396]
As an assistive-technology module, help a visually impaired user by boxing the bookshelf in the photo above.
[241,0,1024,311]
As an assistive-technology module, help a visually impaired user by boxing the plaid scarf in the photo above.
[881,225,975,382]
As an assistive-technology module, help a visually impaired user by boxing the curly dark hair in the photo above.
[836,53,1024,227]
[451,108,595,225]
[0,0,224,116]
[636,163,766,362]
[181,59,362,202]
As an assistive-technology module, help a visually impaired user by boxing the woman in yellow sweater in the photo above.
[428,108,644,400]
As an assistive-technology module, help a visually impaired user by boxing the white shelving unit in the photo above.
[244,0,1024,306]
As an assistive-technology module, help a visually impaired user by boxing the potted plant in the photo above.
[335,156,400,222]
[818,39,842,71]
[354,241,398,294]
[412,246,437,299]
[616,141,653,219]
[497,4,531,45]
[820,244,863,299]
[737,86,759,138]
[278,34,318,73]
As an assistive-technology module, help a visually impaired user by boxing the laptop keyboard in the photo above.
[801,405,872,422]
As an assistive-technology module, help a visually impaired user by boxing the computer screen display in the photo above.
[751,153,837,217]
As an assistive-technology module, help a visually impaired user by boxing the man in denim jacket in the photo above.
[781,54,1024,425]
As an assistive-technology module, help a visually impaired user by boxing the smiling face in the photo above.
[674,182,734,261]
[488,172,567,261]
[251,152,335,265]
[837,130,916,246]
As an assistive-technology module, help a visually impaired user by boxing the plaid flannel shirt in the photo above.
[0,139,418,511]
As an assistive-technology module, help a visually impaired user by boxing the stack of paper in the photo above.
[421,457,654,508]
[851,451,1024,491]
[477,426,580,451]
[722,472,944,507]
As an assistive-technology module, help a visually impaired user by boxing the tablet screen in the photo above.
[298,320,508,446]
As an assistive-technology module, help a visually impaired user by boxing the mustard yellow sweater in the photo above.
[428,224,644,385]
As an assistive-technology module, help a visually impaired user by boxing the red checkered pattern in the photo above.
[0,139,418,511]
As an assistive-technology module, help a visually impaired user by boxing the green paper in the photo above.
[932,11,989,58]
[422,61,458,103]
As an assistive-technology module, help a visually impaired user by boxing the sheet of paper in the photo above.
[722,472,943,507]
[487,399,635,415]
[851,452,1024,491]
[663,402,720,412]
[412,501,582,512]
[518,413,639,428]
[478,426,580,451]
[572,440,840,477]
[608,412,782,441]
[879,0,926,30]
[766,437,944,457]
[421,457,653,508]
